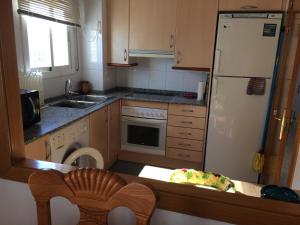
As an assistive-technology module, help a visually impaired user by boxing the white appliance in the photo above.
[205,13,283,182]
[121,106,168,156]
[50,118,104,168]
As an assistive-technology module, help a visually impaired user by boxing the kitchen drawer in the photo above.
[166,148,202,163]
[168,115,205,129]
[167,126,204,141]
[167,137,203,152]
[219,0,283,11]
[168,104,206,117]
[122,100,168,110]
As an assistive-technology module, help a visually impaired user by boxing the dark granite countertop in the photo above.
[24,88,206,144]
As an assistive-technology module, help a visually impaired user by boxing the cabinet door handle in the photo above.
[240,5,258,9]
[214,49,221,74]
[124,49,128,62]
[169,34,175,49]
[177,51,182,65]
[45,141,51,161]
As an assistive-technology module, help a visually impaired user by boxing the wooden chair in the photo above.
[28,169,157,225]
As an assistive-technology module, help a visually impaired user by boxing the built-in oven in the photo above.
[121,106,167,156]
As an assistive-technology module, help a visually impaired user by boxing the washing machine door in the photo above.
[63,147,104,169]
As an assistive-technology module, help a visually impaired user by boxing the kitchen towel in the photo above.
[197,81,205,101]
[247,78,266,95]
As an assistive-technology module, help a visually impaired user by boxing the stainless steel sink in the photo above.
[71,95,108,103]
[51,100,97,109]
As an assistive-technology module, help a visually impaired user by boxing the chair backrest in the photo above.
[28,169,157,225]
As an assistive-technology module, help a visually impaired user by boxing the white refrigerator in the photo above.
[205,13,283,182]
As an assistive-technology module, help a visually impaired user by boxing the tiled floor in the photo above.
[109,160,146,176]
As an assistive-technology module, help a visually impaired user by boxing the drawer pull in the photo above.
[181,121,193,124]
[178,153,190,158]
[179,132,192,136]
[178,143,192,147]
[240,5,258,9]
[182,109,194,113]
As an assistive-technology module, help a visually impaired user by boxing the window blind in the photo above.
[18,0,80,27]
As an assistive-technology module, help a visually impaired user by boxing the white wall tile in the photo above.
[116,58,208,92]
[149,71,166,90]
[131,70,150,89]
[165,71,185,91]
[183,72,206,92]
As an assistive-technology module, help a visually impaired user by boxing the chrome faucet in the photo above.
[65,79,76,99]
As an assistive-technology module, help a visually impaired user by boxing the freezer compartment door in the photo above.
[214,15,282,78]
[205,77,272,182]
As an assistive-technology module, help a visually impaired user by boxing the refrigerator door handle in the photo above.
[213,77,219,99]
[214,49,222,74]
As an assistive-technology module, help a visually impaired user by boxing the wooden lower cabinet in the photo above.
[24,135,50,161]
[90,107,109,168]
[108,101,121,167]
[167,104,207,166]
[168,115,206,129]
[167,137,203,152]
[90,101,121,169]
[167,126,204,141]
[168,104,207,117]
[166,148,202,163]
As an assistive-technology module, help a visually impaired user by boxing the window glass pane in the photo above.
[26,16,52,68]
[51,23,70,67]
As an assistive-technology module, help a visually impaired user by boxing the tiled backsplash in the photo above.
[115,58,208,93]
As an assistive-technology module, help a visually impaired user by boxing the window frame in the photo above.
[20,15,79,78]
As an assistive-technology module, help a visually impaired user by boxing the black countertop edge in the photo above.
[24,89,206,144]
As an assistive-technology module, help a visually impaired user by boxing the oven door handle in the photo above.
[122,116,166,125]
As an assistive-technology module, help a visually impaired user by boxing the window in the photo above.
[22,16,78,76]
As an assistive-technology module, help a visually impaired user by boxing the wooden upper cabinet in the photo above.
[90,107,109,168]
[174,0,218,69]
[108,101,120,167]
[219,0,284,11]
[107,0,130,64]
[129,0,177,52]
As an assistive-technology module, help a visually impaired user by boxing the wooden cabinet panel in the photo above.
[129,0,177,51]
[167,137,203,152]
[166,148,202,163]
[219,0,283,11]
[107,0,130,64]
[175,0,218,69]
[25,135,49,161]
[168,115,205,129]
[169,104,206,117]
[90,107,108,168]
[108,101,120,167]
[167,126,204,141]
[122,100,168,110]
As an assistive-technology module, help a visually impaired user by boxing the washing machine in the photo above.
[49,117,104,169]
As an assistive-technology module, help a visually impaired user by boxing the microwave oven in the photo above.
[20,89,41,128]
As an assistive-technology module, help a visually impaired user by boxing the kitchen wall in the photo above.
[114,57,208,92]
[0,178,232,225]
[79,0,116,91]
